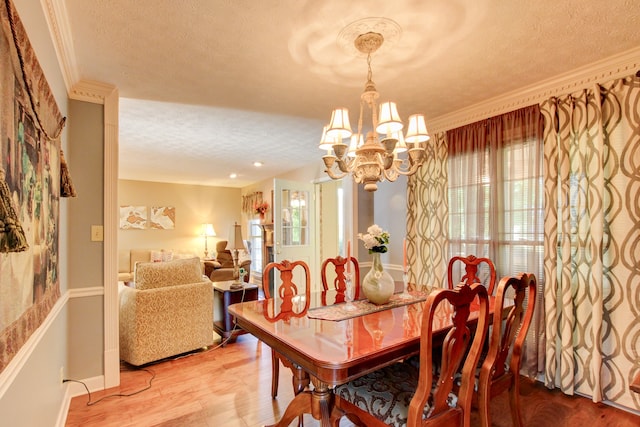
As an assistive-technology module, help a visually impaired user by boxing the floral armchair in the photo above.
[119,257,213,366]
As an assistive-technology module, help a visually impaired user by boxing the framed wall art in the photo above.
[150,206,175,229]
[119,205,147,229]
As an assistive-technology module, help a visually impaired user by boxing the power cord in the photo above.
[63,367,155,406]
[65,283,251,405]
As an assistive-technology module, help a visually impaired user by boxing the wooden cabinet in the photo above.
[260,223,275,295]
[212,281,259,345]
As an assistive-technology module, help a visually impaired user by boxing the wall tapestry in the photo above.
[119,205,147,229]
[0,0,66,374]
[150,206,175,229]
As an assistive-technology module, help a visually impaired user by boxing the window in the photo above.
[248,219,262,274]
[281,189,309,246]
[447,107,544,283]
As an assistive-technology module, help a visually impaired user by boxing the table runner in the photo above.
[307,291,430,321]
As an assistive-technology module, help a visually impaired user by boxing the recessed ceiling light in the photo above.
[229,173,237,179]
[253,161,263,167]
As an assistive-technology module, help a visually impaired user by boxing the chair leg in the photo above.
[271,349,279,399]
[477,379,491,427]
[509,376,524,427]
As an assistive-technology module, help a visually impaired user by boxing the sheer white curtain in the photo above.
[541,74,640,409]
[408,106,545,376]
[446,105,545,376]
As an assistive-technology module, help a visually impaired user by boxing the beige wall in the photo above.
[118,180,242,257]
[66,100,105,380]
[68,100,105,289]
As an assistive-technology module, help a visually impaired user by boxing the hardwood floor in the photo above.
[66,334,639,427]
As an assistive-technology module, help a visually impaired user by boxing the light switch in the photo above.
[91,225,104,242]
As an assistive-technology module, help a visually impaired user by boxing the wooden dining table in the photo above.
[228,287,500,427]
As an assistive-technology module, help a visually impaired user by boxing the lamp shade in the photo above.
[376,101,403,135]
[326,108,352,139]
[201,223,216,237]
[404,114,430,143]
[318,125,335,151]
[229,222,245,250]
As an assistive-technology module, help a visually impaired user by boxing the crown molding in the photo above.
[70,80,117,104]
[41,1,118,105]
[428,47,640,133]
[41,0,78,94]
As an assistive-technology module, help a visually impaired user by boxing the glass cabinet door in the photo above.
[281,189,309,246]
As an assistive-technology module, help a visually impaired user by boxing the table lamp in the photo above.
[229,222,245,289]
[201,223,216,259]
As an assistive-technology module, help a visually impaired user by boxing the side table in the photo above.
[212,280,259,345]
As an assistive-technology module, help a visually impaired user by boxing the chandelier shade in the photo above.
[376,101,403,134]
[405,114,431,143]
[320,23,430,192]
[327,108,352,139]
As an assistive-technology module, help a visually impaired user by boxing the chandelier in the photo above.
[320,29,430,192]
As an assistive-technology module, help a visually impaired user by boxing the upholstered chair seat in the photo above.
[336,361,455,427]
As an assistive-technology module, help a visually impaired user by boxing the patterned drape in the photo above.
[242,191,263,215]
[406,132,449,291]
[541,74,640,410]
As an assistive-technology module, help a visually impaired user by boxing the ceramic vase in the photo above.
[362,252,395,305]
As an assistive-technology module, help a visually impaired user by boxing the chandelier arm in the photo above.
[336,157,353,174]
[382,165,399,182]
[393,159,424,176]
[324,167,348,180]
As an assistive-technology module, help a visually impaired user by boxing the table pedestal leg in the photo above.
[265,377,344,427]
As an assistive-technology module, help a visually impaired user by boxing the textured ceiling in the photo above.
[61,0,640,187]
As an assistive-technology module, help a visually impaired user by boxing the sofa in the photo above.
[118,249,199,282]
[204,240,251,283]
[119,257,213,366]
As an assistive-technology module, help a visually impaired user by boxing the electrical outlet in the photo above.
[59,366,64,385]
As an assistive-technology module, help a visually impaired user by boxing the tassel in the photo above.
[0,169,28,253]
[60,149,77,197]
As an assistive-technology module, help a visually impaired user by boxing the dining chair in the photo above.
[334,282,490,427]
[262,259,311,419]
[320,255,360,305]
[447,255,497,296]
[476,272,537,427]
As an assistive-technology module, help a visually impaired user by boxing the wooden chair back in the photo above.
[477,272,537,427]
[447,255,497,295]
[334,283,490,427]
[262,259,310,322]
[407,282,490,427]
[320,255,360,305]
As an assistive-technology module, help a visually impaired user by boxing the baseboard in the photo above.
[56,375,105,427]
